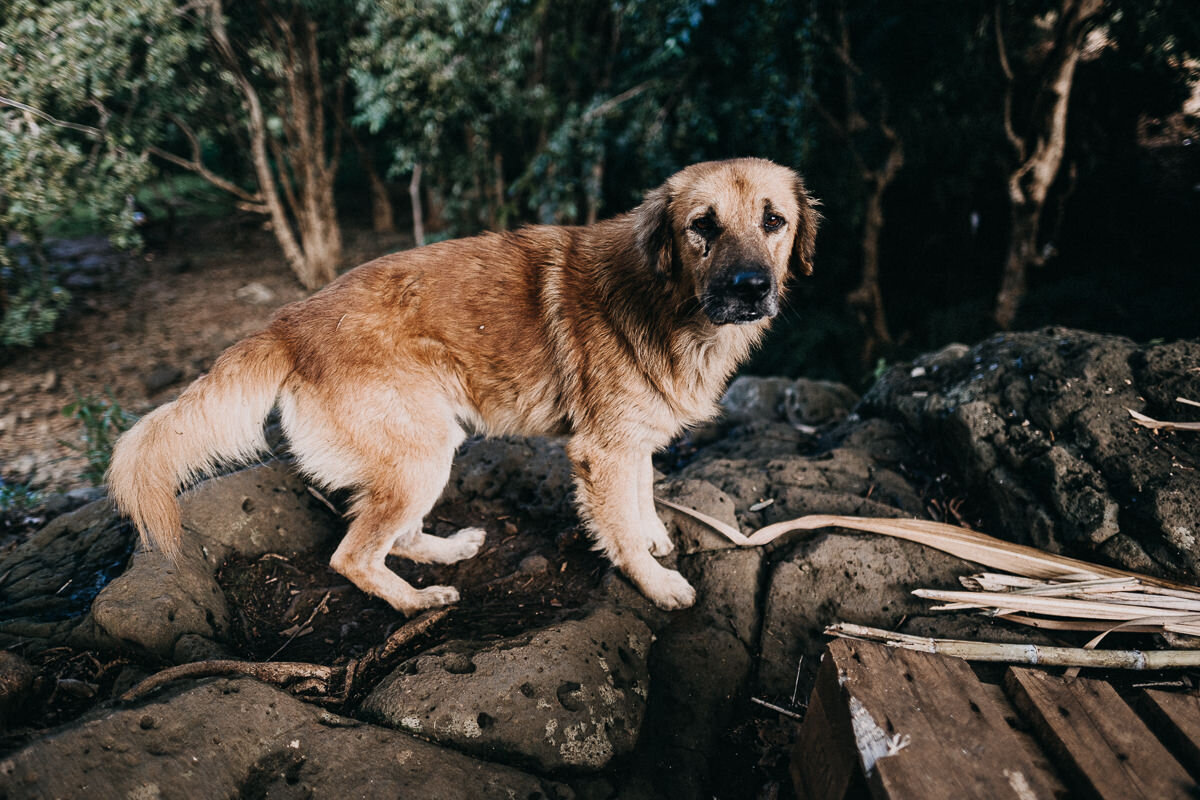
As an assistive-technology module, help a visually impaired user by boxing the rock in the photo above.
[655,478,741,555]
[678,547,764,647]
[440,436,574,520]
[720,375,858,428]
[177,461,342,566]
[0,500,134,646]
[861,328,1200,579]
[757,531,975,697]
[140,363,183,395]
[89,541,229,659]
[634,626,752,799]
[720,376,796,426]
[784,378,860,427]
[235,281,276,304]
[0,678,566,800]
[0,652,34,729]
[42,487,107,519]
[83,462,340,658]
[362,605,652,773]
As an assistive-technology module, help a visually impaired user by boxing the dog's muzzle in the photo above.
[702,265,779,325]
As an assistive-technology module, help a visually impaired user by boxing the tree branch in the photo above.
[995,2,1027,162]
[0,96,103,138]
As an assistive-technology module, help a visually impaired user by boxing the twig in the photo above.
[266,590,330,661]
[365,607,451,666]
[750,696,803,721]
[121,609,451,705]
[0,95,103,138]
[307,486,344,516]
[121,659,337,703]
[826,623,1200,669]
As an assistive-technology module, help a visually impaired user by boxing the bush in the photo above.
[62,392,137,485]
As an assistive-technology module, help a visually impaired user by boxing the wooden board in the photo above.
[1140,688,1200,777]
[1007,667,1196,800]
[793,639,1064,799]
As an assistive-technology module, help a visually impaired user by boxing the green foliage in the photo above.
[0,271,71,348]
[354,0,819,233]
[61,392,137,486]
[0,479,41,514]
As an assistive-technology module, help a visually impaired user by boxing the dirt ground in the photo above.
[0,218,410,495]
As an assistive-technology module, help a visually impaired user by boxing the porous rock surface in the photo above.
[362,605,651,773]
[0,677,565,799]
[3,330,1197,799]
[861,328,1200,579]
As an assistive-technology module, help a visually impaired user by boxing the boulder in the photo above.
[362,605,652,773]
[0,677,566,800]
[757,531,976,697]
[861,329,1200,579]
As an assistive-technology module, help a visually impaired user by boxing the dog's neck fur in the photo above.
[565,217,769,431]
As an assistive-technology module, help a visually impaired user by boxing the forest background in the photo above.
[1,0,1198,386]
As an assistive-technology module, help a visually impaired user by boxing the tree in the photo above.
[0,0,398,292]
[992,0,1105,329]
[807,0,904,363]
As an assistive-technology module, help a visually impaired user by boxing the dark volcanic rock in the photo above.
[757,532,974,696]
[0,499,134,645]
[0,677,565,800]
[861,329,1200,579]
[11,329,1195,798]
[362,605,651,773]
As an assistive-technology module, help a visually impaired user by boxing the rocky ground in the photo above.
[0,327,1197,798]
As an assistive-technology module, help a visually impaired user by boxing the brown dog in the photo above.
[107,158,818,613]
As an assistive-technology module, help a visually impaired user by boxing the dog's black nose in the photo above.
[727,269,771,301]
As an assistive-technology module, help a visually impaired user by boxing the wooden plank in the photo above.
[800,639,1064,799]
[1140,689,1200,778]
[1007,668,1197,800]
[791,659,865,800]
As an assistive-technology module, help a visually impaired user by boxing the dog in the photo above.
[107,158,819,614]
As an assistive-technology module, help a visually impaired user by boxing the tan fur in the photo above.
[107,158,819,613]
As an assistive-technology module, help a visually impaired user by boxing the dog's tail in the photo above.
[107,331,292,560]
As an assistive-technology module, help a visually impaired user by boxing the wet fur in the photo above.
[107,158,819,613]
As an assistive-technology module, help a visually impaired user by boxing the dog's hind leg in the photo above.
[300,390,471,615]
[391,527,486,564]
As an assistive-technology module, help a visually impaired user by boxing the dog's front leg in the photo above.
[569,438,695,610]
[638,452,674,556]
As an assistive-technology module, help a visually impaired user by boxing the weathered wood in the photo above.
[1140,689,1200,779]
[792,655,865,800]
[796,639,1064,799]
[1007,668,1197,799]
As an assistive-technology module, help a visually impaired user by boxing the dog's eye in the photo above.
[691,216,718,236]
[763,213,785,232]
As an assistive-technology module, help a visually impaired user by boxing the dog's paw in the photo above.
[643,522,675,557]
[642,568,696,611]
[412,584,461,610]
[446,527,487,561]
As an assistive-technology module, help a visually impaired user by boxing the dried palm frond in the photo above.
[656,498,1200,645]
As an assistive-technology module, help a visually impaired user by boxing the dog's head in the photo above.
[634,158,819,325]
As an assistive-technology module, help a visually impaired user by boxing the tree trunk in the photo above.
[993,0,1103,329]
[409,163,425,247]
[367,167,395,234]
[206,1,341,291]
[343,120,395,234]
[847,136,902,363]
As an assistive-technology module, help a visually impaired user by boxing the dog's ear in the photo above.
[634,185,675,279]
[789,175,821,277]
